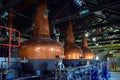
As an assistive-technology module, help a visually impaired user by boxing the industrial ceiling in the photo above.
[0,0,120,51]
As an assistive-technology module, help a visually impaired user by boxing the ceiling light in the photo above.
[92,37,96,41]
[85,33,89,37]
[79,9,89,15]
[96,43,99,46]
[96,56,99,60]
[114,30,119,32]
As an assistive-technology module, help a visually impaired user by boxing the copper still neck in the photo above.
[82,34,88,47]
[33,0,50,37]
[81,34,94,59]
[64,21,83,59]
[66,21,74,44]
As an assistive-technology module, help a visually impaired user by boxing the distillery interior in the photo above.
[0,0,120,80]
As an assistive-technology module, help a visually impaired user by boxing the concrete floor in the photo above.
[101,72,120,80]
[110,72,120,80]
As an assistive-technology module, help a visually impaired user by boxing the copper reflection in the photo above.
[18,0,64,59]
[64,21,83,59]
[81,35,94,59]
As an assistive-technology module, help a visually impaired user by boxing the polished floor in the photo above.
[109,72,120,80]
[86,72,120,80]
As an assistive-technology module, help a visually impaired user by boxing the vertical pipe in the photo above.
[8,11,13,28]
[56,36,60,43]
[8,10,13,64]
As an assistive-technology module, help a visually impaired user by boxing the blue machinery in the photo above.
[0,57,106,80]
[55,59,101,80]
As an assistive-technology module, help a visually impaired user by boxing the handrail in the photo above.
[0,26,20,47]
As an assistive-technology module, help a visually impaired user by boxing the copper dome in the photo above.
[64,21,83,59]
[18,0,64,59]
[81,35,94,59]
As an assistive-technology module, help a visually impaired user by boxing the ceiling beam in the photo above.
[75,38,120,44]
[89,0,120,12]
[61,26,120,40]
[105,10,120,16]
[73,21,119,33]
[51,0,120,24]
[0,0,21,15]
[0,0,34,15]
[13,0,34,14]
[74,31,120,39]
[90,44,120,49]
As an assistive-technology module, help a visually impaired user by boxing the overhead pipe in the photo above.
[16,13,32,20]
[64,21,83,59]
[19,0,64,59]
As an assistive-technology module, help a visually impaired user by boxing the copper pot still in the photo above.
[81,35,94,59]
[18,0,64,59]
[64,21,83,59]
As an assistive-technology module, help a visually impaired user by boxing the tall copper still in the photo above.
[18,0,64,59]
[64,21,83,59]
[81,34,94,59]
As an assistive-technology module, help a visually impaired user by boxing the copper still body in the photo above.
[18,0,64,59]
[81,35,94,59]
[64,21,83,59]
